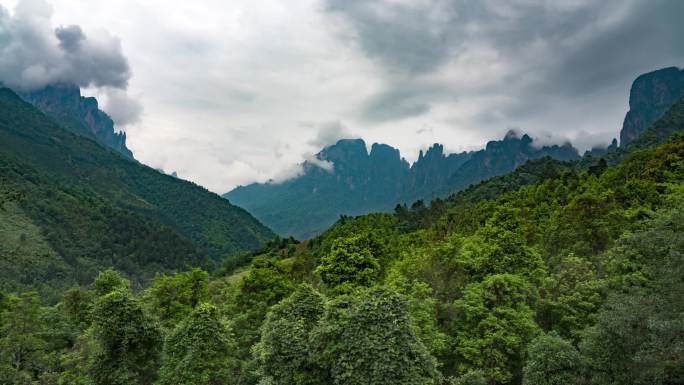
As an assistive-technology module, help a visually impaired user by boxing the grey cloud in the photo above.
[326,0,463,75]
[0,0,131,91]
[102,88,143,126]
[326,0,684,126]
[55,25,84,52]
[361,85,431,122]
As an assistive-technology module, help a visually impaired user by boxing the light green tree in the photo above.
[453,274,540,385]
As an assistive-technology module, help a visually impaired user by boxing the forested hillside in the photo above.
[3,92,683,384]
[0,88,274,299]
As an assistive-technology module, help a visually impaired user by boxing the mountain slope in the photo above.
[226,132,580,240]
[0,87,274,297]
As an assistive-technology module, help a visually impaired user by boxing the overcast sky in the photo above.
[1,0,683,193]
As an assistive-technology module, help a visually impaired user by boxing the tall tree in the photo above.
[254,284,327,385]
[453,274,540,385]
[90,289,162,385]
[157,303,237,385]
[312,288,439,385]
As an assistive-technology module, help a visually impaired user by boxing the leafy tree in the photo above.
[254,284,327,385]
[0,292,48,384]
[225,257,294,380]
[523,333,582,385]
[312,288,439,385]
[157,303,237,385]
[459,206,546,283]
[145,268,208,329]
[537,256,605,341]
[90,289,162,385]
[317,234,380,293]
[92,269,130,297]
[453,274,540,385]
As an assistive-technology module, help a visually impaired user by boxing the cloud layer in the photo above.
[1,0,682,193]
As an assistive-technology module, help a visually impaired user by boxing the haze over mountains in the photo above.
[226,67,684,240]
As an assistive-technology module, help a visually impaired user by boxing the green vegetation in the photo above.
[2,91,684,384]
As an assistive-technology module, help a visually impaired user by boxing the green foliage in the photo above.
[0,292,49,384]
[312,288,439,385]
[92,269,130,297]
[450,370,487,385]
[459,206,546,283]
[145,268,208,330]
[580,207,684,385]
[523,333,583,385]
[254,284,326,385]
[157,303,237,385]
[90,289,162,385]
[453,274,540,385]
[317,234,380,293]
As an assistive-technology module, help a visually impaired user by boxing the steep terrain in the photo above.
[226,132,580,239]
[18,83,135,159]
[620,66,684,146]
[0,87,274,298]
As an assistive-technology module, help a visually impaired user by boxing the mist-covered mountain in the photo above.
[18,83,134,159]
[620,66,684,146]
[0,87,274,299]
[225,131,581,239]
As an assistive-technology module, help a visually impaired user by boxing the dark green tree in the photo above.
[90,289,162,385]
[312,288,439,385]
[523,333,583,385]
[0,292,48,384]
[157,303,237,385]
[254,284,327,385]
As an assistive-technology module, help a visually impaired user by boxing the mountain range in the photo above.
[225,67,684,240]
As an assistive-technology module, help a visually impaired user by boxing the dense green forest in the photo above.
[0,88,274,299]
[2,92,684,384]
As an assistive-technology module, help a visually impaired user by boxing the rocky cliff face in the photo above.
[18,83,134,159]
[620,67,684,146]
[225,133,580,239]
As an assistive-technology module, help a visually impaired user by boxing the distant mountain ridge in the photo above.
[18,83,135,159]
[225,131,581,239]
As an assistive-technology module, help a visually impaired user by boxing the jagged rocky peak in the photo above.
[620,66,684,146]
[18,83,134,160]
[585,138,618,157]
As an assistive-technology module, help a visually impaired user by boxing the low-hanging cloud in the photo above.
[0,0,131,91]
[101,88,143,127]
